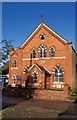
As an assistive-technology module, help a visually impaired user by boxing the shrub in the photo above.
[69,88,77,100]
[64,84,69,86]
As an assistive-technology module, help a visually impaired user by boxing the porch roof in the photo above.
[28,63,51,75]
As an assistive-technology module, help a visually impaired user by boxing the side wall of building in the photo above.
[9,48,23,86]
[72,48,77,89]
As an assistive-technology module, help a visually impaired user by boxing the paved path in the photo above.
[0,91,2,110]
[1,98,77,118]
[0,91,2,120]
[2,96,26,110]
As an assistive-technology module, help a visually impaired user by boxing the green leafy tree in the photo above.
[0,40,14,65]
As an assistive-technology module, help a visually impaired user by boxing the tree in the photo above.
[0,40,14,66]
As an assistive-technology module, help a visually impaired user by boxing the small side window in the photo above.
[49,47,55,58]
[32,49,36,58]
[40,33,45,40]
[12,74,17,84]
[50,48,54,58]
[13,59,17,68]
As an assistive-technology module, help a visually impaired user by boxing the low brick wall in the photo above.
[33,88,69,101]
[4,85,69,101]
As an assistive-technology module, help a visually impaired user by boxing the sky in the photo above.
[2,2,76,50]
[2,0,76,2]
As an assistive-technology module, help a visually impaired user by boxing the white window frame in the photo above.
[32,71,39,86]
[40,33,45,40]
[50,48,54,58]
[49,47,55,58]
[12,74,17,85]
[39,45,47,59]
[53,65,64,83]
[32,49,36,58]
[13,58,17,68]
[33,72,37,84]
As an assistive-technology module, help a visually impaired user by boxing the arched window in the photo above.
[33,72,37,83]
[13,59,17,68]
[32,49,36,58]
[40,33,45,40]
[49,47,55,58]
[53,65,64,83]
[50,48,54,57]
[12,74,17,84]
[39,45,47,58]
[23,65,30,74]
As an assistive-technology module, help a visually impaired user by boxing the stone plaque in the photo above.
[39,60,46,64]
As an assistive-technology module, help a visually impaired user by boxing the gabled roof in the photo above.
[28,63,51,75]
[20,22,69,48]
[39,66,51,75]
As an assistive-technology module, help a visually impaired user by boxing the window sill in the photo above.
[39,57,46,60]
[11,67,18,69]
[50,57,54,59]
[53,82,63,84]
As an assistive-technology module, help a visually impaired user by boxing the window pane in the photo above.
[50,52,54,57]
[57,66,60,70]
[59,77,63,82]
[54,66,63,83]
[40,46,46,58]
[32,50,36,58]
[41,35,44,40]
[55,74,58,77]
[54,77,58,82]
[50,48,54,57]
[34,79,36,83]
[55,69,58,74]
[13,59,16,67]
[59,74,63,77]
[33,73,37,83]
[40,49,42,58]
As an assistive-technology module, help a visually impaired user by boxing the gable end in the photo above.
[20,22,69,48]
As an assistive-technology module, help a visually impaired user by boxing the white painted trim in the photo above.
[53,82,64,84]
[29,64,51,76]
[46,58,50,59]
[22,84,25,87]
[21,24,41,48]
[22,56,66,60]
[22,58,39,60]
[32,71,39,76]
[51,57,66,59]
[12,84,16,87]
[20,23,68,48]
[62,85,64,88]
[11,67,18,69]
[28,63,43,72]
[28,83,50,85]
[11,68,13,69]
[43,23,68,43]
[15,67,18,69]
[28,63,51,75]
[43,66,51,74]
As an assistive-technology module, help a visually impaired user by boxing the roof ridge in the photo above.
[20,22,69,48]
[28,63,51,75]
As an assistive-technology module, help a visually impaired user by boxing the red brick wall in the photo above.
[34,86,69,101]
[25,67,45,89]
[9,25,72,89]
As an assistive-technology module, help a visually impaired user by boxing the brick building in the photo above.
[9,22,77,91]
